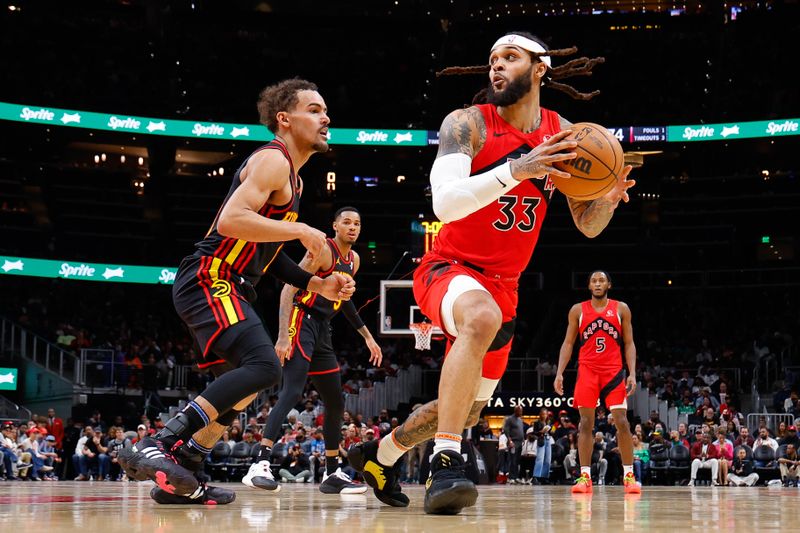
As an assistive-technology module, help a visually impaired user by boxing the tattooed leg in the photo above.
[393,399,489,449]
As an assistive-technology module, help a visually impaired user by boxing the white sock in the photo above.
[581,466,591,477]
[623,465,634,476]
[432,432,462,456]
[377,429,411,466]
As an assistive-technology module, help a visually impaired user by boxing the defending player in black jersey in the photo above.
[243,207,381,494]
[118,79,354,505]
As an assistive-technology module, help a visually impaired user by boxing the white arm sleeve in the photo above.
[430,153,518,223]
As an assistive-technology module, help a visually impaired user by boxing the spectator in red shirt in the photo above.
[690,432,720,486]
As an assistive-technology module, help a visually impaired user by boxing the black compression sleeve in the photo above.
[267,250,313,290]
[341,299,365,330]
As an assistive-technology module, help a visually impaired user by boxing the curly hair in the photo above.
[437,32,605,103]
[256,78,318,133]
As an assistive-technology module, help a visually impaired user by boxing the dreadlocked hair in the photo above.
[436,37,605,102]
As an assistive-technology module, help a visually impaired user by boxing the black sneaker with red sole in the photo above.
[118,436,198,495]
[150,484,235,505]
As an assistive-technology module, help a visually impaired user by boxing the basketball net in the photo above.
[409,322,434,351]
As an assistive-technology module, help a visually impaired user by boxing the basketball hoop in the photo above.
[409,322,434,351]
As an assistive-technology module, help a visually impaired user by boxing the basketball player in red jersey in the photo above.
[119,79,354,505]
[349,32,636,514]
[554,270,640,494]
[242,207,379,495]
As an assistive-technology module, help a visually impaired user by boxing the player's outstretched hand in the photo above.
[275,336,293,365]
[601,165,636,212]
[318,272,355,302]
[366,339,383,367]
[298,223,328,259]
[553,373,564,396]
[625,375,637,397]
[509,129,578,182]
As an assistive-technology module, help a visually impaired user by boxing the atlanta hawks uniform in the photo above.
[172,140,300,369]
[412,103,560,379]
[285,238,355,374]
[573,299,627,409]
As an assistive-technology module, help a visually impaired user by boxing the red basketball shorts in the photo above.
[412,251,518,380]
[573,365,628,410]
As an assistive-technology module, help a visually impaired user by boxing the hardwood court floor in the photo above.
[0,481,794,532]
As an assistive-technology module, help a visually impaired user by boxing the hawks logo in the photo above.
[211,279,232,298]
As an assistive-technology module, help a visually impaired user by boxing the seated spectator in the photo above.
[19,427,54,480]
[632,433,649,484]
[297,401,317,429]
[309,428,326,481]
[290,428,312,455]
[777,443,800,487]
[592,432,609,485]
[39,434,61,479]
[690,432,719,486]
[256,405,270,425]
[229,426,242,443]
[734,426,755,449]
[776,421,788,442]
[753,427,779,459]
[669,430,689,449]
[278,444,312,483]
[106,427,130,481]
[517,428,538,484]
[677,423,691,445]
[563,432,579,482]
[131,424,148,445]
[1,422,26,480]
[778,425,800,448]
[728,447,758,487]
[677,393,696,417]
[81,426,110,480]
[715,427,733,486]
[701,407,719,434]
[553,411,576,441]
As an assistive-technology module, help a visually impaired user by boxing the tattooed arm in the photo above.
[431,107,576,223]
[558,115,637,238]
[436,106,487,157]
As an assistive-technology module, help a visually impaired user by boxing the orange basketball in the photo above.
[551,122,624,200]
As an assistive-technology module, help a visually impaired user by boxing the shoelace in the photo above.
[333,470,354,482]
[577,474,591,485]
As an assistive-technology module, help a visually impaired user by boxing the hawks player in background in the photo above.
[554,270,640,494]
[119,79,354,504]
[242,207,379,495]
[349,32,635,514]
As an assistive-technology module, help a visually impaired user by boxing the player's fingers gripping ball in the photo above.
[551,122,625,200]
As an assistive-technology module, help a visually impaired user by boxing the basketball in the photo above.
[551,122,624,200]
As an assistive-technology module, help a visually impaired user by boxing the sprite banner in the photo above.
[3,101,799,145]
[0,101,430,146]
[0,256,177,285]
[668,118,800,142]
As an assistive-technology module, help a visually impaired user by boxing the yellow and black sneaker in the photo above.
[347,440,409,507]
[424,450,478,515]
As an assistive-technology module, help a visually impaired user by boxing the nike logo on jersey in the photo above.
[495,175,508,188]
[493,132,508,137]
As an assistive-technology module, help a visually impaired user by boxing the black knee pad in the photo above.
[488,318,516,352]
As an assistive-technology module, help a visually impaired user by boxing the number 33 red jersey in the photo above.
[432,103,561,274]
